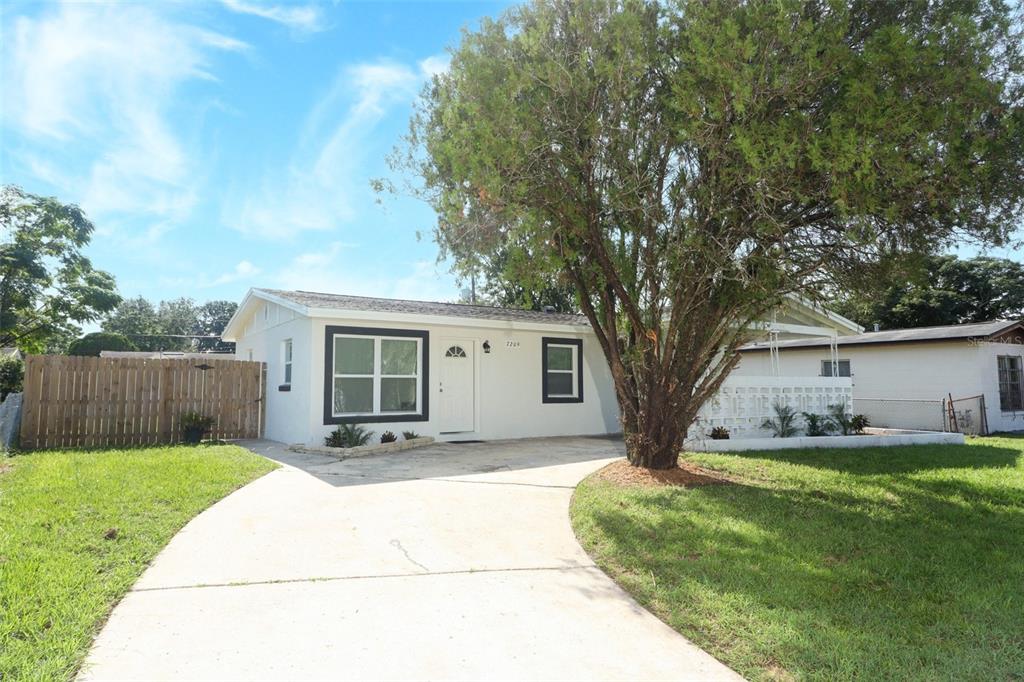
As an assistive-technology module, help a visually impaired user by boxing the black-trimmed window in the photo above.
[323,326,429,424]
[542,337,583,403]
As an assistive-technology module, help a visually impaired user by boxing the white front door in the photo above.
[439,339,475,433]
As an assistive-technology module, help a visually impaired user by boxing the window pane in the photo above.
[334,337,374,374]
[381,339,418,375]
[284,340,292,362]
[547,371,574,396]
[284,363,292,384]
[547,346,573,371]
[381,377,417,412]
[334,377,373,413]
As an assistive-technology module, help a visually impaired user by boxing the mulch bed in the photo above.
[594,458,732,488]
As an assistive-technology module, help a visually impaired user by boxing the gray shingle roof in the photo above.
[741,319,1022,351]
[257,289,591,327]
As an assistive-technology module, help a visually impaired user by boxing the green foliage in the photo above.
[762,401,801,438]
[389,0,1024,468]
[0,355,23,400]
[401,430,420,440]
[324,423,374,448]
[833,255,1024,329]
[851,414,871,435]
[801,412,835,437]
[0,185,120,353]
[827,402,856,435]
[179,411,215,444]
[380,430,398,443]
[103,297,237,352]
[66,332,136,357]
[0,444,276,680]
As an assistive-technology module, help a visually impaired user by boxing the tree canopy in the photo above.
[102,296,238,352]
[833,254,1024,329]
[67,332,137,357]
[391,0,1024,467]
[0,186,120,353]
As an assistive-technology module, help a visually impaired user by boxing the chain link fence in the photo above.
[853,396,989,435]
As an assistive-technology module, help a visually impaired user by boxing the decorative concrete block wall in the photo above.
[693,375,853,439]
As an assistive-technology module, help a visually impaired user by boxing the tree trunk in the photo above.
[613,374,690,470]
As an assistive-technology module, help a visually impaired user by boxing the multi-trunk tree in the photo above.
[390,0,1024,468]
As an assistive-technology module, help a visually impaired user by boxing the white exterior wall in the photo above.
[234,300,313,444]
[735,340,1024,433]
[239,312,621,446]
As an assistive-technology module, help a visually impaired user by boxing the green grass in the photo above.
[571,435,1024,681]
[0,444,277,681]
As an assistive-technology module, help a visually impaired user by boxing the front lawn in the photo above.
[0,444,277,681]
[571,436,1024,681]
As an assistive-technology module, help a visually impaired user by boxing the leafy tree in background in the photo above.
[67,332,137,357]
[0,186,120,353]
[456,242,579,313]
[193,300,238,352]
[389,0,1024,468]
[103,297,237,352]
[833,255,1024,329]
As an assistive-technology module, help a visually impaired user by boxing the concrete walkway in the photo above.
[80,437,741,681]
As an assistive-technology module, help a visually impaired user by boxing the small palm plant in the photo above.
[325,423,374,448]
[762,401,800,438]
[802,412,835,437]
[826,401,854,435]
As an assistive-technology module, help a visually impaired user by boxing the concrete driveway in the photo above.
[80,437,740,681]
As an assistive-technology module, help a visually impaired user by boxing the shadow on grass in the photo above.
[575,443,1024,680]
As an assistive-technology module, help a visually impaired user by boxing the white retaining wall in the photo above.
[687,427,965,452]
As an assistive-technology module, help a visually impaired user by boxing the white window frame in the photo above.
[546,343,579,399]
[332,334,423,418]
[821,359,851,378]
[282,338,293,386]
[998,354,1024,412]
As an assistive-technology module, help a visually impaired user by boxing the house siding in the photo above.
[735,340,1024,433]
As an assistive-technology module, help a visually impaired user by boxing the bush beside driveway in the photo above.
[571,436,1024,681]
[0,444,276,681]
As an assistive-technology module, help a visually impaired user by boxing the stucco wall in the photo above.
[735,340,1024,433]
[240,312,621,445]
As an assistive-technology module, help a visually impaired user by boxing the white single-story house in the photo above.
[221,288,864,446]
[735,319,1024,434]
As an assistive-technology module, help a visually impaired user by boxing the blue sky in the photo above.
[0,0,1019,316]
[0,0,511,308]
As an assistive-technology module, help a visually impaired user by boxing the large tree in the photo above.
[391,0,1024,468]
[833,254,1024,329]
[193,300,238,352]
[0,186,120,352]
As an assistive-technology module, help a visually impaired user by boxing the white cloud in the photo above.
[418,54,450,79]
[1,3,245,221]
[206,260,262,287]
[220,0,326,33]
[226,60,422,239]
[270,243,457,301]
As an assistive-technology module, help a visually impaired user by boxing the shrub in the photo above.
[709,426,730,440]
[851,414,871,434]
[67,332,136,357]
[762,401,800,438]
[0,355,24,400]
[802,412,835,437]
[826,401,856,435]
[324,423,374,448]
[401,430,420,440]
[380,431,398,443]
[180,411,215,444]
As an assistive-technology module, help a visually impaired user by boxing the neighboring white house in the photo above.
[735,319,1024,434]
[222,288,863,446]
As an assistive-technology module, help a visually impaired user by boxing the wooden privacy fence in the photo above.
[20,355,266,450]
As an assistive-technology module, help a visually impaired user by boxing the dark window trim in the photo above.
[323,325,430,425]
[997,354,1024,412]
[542,337,583,404]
